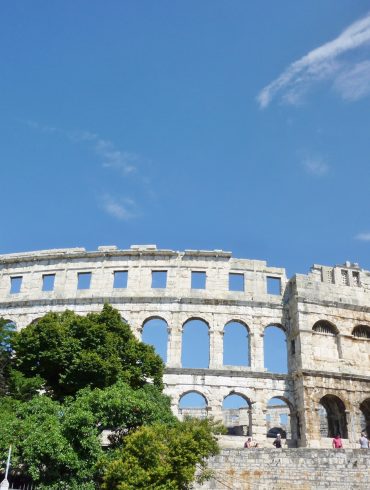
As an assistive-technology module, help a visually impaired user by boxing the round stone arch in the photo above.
[265,322,287,333]
[141,316,169,363]
[359,398,370,437]
[223,390,253,406]
[223,320,250,366]
[312,321,341,361]
[142,314,169,329]
[178,390,209,420]
[181,317,210,368]
[265,394,296,440]
[178,389,209,406]
[318,393,349,439]
[222,391,253,436]
[312,320,339,335]
[224,319,250,334]
[263,323,288,373]
[264,392,294,409]
[181,316,211,331]
[352,324,370,339]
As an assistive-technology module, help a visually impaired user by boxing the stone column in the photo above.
[346,409,357,443]
[250,330,265,371]
[251,401,267,442]
[209,329,223,369]
[166,321,182,368]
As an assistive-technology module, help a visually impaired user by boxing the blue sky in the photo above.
[2,1,370,278]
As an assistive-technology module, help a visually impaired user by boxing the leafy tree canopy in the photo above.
[0,318,16,396]
[0,381,177,489]
[11,304,164,399]
[102,418,220,490]
[0,305,220,489]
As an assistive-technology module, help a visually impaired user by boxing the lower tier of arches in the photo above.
[163,369,370,448]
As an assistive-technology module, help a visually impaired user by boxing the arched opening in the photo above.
[360,398,370,437]
[264,325,287,373]
[179,391,208,419]
[312,321,340,361]
[353,325,370,339]
[266,397,292,439]
[181,319,209,368]
[319,395,348,439]
[312,320,338,335]
[222,393,252,436]
[223,321,250,366]
[141,317,168,363]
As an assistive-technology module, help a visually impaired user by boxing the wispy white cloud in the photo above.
[22,120,150,220]
[23,121,139,174]
[70,130,137,174]
[333,60,370,101]
[355,232,370,241]
[101,194,137,221]
[302,156,329,176]
[258,12,370,108]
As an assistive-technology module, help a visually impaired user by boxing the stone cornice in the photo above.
[0,296,285,310]
[164,367,291,381]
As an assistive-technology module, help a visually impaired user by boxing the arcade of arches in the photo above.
[138,315,369,448]
[139,316,286,372]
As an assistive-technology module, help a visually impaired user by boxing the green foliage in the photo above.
[0,306,220,489]
[11,304,164,399]
[0,318,16,396]
[0,380,176,488]
[102,418,220,490]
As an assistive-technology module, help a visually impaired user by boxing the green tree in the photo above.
[102,418,220,490]
[11,304,164,399]
[0,306,221,489]
[0,318,16,396]
[0,381,177,489]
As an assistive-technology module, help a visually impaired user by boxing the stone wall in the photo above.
[194,449,370,489]
[0,245,369,448]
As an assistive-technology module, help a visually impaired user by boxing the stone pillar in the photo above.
[251,402,267,442]
[250,330,265,371]
[346,409,356,443]
[166,322,182,368]
[209,329,223,369]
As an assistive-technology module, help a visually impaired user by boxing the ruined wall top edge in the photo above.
[0,246,277,270]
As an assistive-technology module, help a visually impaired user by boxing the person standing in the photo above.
[273,433,282,448]
[332,434,343,448]
[359,432,369,448]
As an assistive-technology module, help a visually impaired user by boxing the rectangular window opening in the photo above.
[229,272,244,292]
[352,271,360,287]
[42,274,55,292]
[341,269,349,286]
[151,270,167,288]
[77,272,92,290]
[10,276,22,294]
[267,276,281,295]
[113,271,128,289]
[191,271,206,289]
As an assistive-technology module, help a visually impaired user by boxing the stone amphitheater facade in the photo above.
[0,244,369,449]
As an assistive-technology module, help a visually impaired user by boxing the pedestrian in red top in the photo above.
[332,434,343,448]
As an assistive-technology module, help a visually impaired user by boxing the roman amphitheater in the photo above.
[0,244,369,457]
